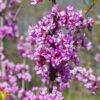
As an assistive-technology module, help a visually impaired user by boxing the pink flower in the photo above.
[31,0,43,6]
[22,72,32,82]
[94,53,100,62]
[0,0,6,12]
[0,27,5,39]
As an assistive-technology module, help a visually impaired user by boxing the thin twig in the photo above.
[48,0,57,93]
[85,0,96,16]
[52,0,56,5]
[22,58,26,89]
[0,17,5,75]
[14,0,25,20]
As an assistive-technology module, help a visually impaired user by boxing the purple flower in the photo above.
[94,53,100,62]
[26,4,95,92]
[31,0,43,6]
[0,0,6,12]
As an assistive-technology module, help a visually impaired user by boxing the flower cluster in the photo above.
[0,0,21,39]
[24,4,98,93]
[71,67,100,94]
[17,35,35,60]
[0,59,31,94]
[0,0,100,99]
[0,42,31,98]
[18,86,63,100]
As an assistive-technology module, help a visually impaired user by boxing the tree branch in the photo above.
[85,0,96,16]
[52,0,56,5]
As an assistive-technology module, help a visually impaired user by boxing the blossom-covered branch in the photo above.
[71,67,100,94]
[0,0,21,39]
[0,0,99,99]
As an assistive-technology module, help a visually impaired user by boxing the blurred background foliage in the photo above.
[4,0,100,100]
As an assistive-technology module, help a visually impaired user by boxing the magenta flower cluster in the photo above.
[0,0,100,99]
[21,4,100,93]
[71,67,100,94]
[0,0,21,39]
[18,86,63,100]
[0,59,31,93]
[18,35,35,60]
